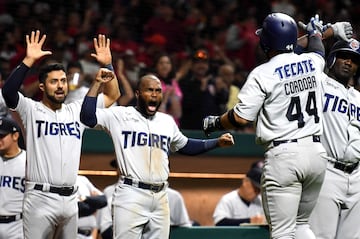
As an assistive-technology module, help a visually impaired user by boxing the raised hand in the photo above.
[298,14,325,36]
[91,34,112,66]
[95,68,115,84]
[24,30,52,67]
[331,22,353,42]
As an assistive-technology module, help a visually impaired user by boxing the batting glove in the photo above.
[203,116,223,137]
[298,14,325,36]
[331,22,353,42]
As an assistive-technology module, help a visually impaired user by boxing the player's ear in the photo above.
[11,132,19,141]
[39,82,45,92]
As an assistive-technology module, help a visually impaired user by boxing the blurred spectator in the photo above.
[215,63,239,111]
[65,61,89,104]
[224,8,259,71]
[137,33,167,68]
[115,58,134,106]
[150,53,183,125]
[121,49,146,94]
[213,160,266,226]
[143,3,186,54]
[271,0,297,17]
[179,48,228,130]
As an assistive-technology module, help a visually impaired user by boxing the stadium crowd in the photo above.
[0,0,359,130]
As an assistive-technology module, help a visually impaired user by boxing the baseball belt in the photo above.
[34,183,76,196]
[0,213,22,223]
[271,135,320,147]
[329,160,359,174]
[123,177,165,193]
[78,228,92,236]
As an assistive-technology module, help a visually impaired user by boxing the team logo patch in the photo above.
[350,39,360,51]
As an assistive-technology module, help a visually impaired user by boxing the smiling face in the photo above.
[135,74,163,117]
[40,70,68,109]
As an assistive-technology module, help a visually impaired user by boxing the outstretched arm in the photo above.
[203,108,249,137]
[91,34,120,107]
[2,30,52,108]
[80,68,115,127]
[178,133,234,155]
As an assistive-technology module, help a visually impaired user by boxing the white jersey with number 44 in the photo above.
[234,52,325,144]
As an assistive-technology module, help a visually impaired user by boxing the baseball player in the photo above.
[213,161,265,226]
[167,187,192,228]
[203,13,328,238]
[80,73,234,239]
[76,175,107,239]
[308,39,360,239]
[0,117,26,239]
[1,30,120,238]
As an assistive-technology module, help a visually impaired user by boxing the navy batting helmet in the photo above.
[326,39,360,69]
[256,13,298,54]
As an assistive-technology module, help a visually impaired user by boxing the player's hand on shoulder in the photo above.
[96,68,115,83]
[91,34,112,66]
[217,132,234,147]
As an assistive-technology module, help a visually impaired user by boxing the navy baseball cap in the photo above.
[0,117,20,135]
[246,161,264,189]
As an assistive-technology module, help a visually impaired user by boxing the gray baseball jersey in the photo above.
[213,190,263,225]
[95,106,188,239]
[234,51,328,238]
[309,76,360,239]
[0,150,26,239]
[13,93,104,239]
[235,52,324,145]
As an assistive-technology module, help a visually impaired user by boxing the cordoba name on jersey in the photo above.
[0,175,25,192]
[35,120,81,139]
[122,130,170,152]
[323,93,360,122]
[273,59,318,95]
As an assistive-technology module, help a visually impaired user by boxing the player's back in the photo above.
[236,51,325,144]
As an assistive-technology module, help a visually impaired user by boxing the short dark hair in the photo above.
[38,63,66,83]
[66,61,83,73]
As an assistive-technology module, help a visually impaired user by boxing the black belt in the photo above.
[78,228,92,236]
[34,184,75,196]
[273,135,320,147]
[123,178,165,193]
[330,161,359,174]
[0,214,22,223]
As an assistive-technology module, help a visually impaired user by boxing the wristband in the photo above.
[104,64,114,72]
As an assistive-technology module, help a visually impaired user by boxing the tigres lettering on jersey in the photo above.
[35,120,81,138]
[0,175,25,192]
[122,131,170,152]
[323,93,360,122]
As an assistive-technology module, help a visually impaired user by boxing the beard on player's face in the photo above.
[44,88,67,104]
[137,94,161,117]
